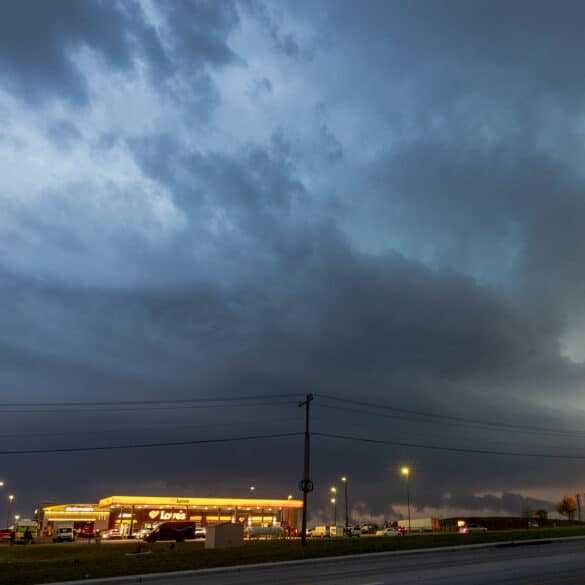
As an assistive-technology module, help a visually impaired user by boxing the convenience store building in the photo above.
[41,495,302,536]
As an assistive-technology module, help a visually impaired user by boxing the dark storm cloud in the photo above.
[348,96,585,347]
[0,0,136,104]
[0,223,571,425]
[439,491,555,516]
[127,131,309,269]
[160,0,239,68]
[0,171,568,393]
[317,0,585,98]
[0,0,238,106]
[370,135,585,297]
[295,0,585,305]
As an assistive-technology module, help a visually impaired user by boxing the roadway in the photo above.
[56,537,585,585]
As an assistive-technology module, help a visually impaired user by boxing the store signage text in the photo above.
[65,506,94,512]
[148,510,187,521]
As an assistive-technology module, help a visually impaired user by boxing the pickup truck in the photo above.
[344,525,362,536]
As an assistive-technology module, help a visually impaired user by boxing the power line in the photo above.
[318,394,585,437]
[0,400,297,414]
[316,402,585,439]
[0,432,303,456]
[0,393,300,408]
[314,431,585,460]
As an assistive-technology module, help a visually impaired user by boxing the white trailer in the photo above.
[397,518,436,532]
[14,520,38,543]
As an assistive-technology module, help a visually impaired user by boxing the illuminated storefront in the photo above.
[40,504,109,536]
[101,495,302,535]
[42,495,302,536]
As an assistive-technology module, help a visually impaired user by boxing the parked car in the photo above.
[78,524,95,538]
[360,523,379,535]
[133,528,153,540]
[344,525,362,537]
[100,528,123,540]
[282,524,298,537]
[143,521,196,542]
[460,523,488,534]
[53,527,75,542]
[376,527,403,537]
[194,527,207,539]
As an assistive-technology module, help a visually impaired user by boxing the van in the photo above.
[143,522,196,542]
[309,526,330,538]
[53,527,75,542]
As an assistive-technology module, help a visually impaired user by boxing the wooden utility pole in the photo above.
[299,393,314,545]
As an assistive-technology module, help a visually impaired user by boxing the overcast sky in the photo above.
[2,0,585,524]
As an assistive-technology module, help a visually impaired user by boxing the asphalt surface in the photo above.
[47,537,585,585]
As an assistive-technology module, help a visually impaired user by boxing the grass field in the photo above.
[3,527,585,585]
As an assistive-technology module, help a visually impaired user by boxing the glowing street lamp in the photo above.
[401,467,411,533]
[249,485,256,497]
[341,476,349,528]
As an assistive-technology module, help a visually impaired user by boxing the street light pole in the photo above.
[401,467,411,533]
[341,476,349,528]
[330,498,337,527]
[0,482,4,528]
[5,495,14,527]
[330,486,337,525]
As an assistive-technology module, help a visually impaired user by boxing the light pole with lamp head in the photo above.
[283,494,293,528]
[0,482,4,527]
[6,495,14,527]
[330,497,337,528]
[330,486,337,528]
[341,476,349,529]
[400,467,411,533]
